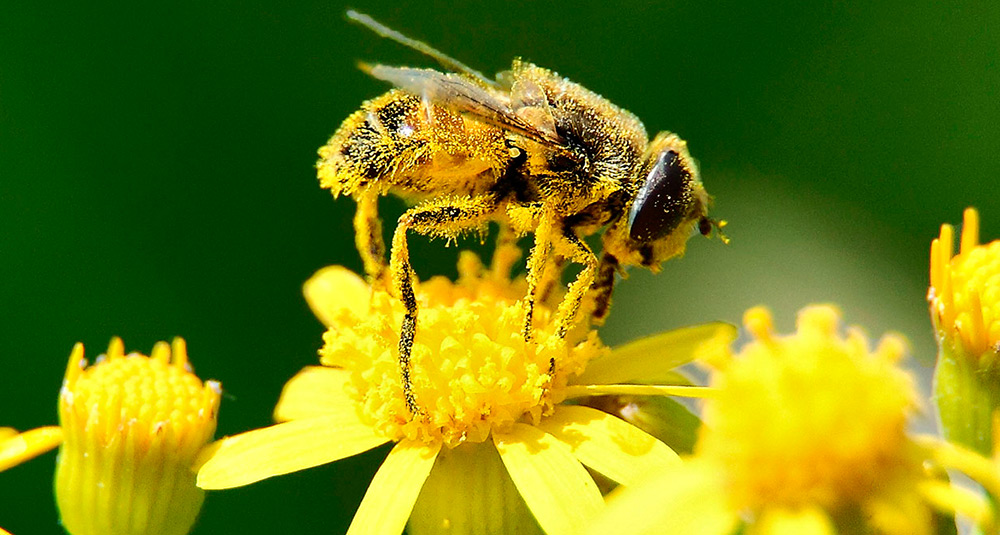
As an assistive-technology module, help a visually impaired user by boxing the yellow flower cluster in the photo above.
[9,202,1000,535]
[2,69,996,535]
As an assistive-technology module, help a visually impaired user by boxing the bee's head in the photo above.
[603,132,726,270]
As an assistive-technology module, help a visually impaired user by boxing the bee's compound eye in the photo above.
[628,150,693,242]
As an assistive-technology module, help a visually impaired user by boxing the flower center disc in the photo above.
[318,254,605,447]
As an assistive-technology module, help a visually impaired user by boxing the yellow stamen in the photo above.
[961,206,980,254]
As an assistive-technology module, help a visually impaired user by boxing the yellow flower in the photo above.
[197,248,734,535]
[590,305,946,535]
[930,207,1000,454]
[0,338,221,535]
[930,207,1000,360]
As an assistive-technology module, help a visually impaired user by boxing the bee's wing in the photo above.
[365,64,566,146]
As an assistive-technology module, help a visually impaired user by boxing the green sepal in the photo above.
[408,441,542,535]
[933,339,1000,456]
[583,395,701,455]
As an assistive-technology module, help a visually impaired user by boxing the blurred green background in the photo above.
[2,1,997,533]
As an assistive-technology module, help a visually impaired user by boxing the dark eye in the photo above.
[628,150,693,242]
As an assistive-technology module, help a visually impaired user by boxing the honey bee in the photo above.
[318,11,726,416]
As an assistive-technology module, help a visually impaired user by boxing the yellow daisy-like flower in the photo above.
[197,248,734,535]
[930,207,1000,454]
[590,305,944,535]
[0,338,221,535]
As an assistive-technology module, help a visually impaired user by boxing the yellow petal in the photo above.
[196,413,389,489]
[347,440,441,535]
[752,507,834,535]
[0,426,63,472]
[564,384,717,399]
[273,366,354,422]
[587,461,738,535]
[0,525,11,535]
[0,428,16,440]
[493,423,603,535]
[576,322,736,385]
[304,265,372,326]
[536,405,679,486]
[925,435,1000,498]
[918,480,993,530]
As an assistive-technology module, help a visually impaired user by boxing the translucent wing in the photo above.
[365,64,565,146]
[347,10,498,89]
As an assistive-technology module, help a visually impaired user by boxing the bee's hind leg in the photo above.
[553,229,599,340]
[390,194,500,417]
[590,252,620,326]
[353,190,388,286]
[489,221,520,280]
[522,214,555,342]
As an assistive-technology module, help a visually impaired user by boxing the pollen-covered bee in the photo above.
[318,11,726,416]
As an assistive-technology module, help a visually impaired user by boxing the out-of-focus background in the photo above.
[2,1,997,533]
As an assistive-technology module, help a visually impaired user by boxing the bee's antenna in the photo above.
[346,10,498,88]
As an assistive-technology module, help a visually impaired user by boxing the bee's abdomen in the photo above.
[317,90,508,199]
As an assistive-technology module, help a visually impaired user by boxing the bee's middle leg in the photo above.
[390,195,500,417]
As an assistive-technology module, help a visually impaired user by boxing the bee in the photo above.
[318,11,726,416]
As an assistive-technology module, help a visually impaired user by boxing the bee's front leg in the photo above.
[390,194,500,418]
